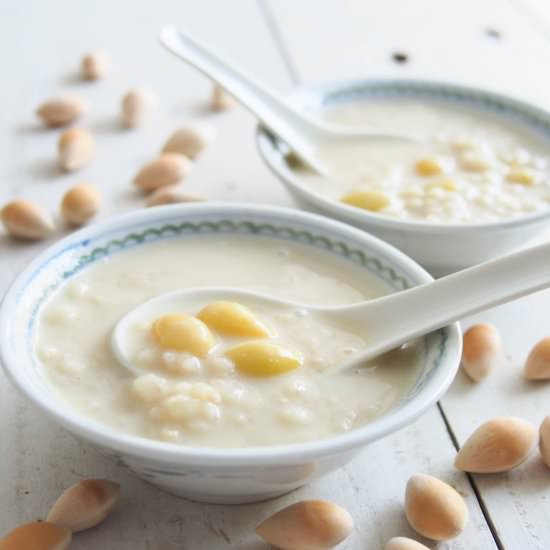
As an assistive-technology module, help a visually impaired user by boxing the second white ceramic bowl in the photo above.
[257,79,550,275]
[0,203,461,503]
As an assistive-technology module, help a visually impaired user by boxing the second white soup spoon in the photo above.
[159,25,419,176]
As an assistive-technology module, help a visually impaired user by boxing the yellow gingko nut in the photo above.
[226,342,302,377]
[429,178,457,192]
[255,500,353,550]
[197,301,272,338]
[462,323,502,382]
[0,522,71,550]
[405,474,468,541]
[153,314,215,356]
[341,190,390,212]
[415,158,444,177]
[385,537,430,550]
[524,336,550,380]
[506,168,535,186]
[455,416,537,473]
[539,416,550,468]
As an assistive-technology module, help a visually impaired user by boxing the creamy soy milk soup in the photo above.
[295,100,550,223]
[35,235,421,448]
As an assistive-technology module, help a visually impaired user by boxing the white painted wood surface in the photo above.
[0,0,547,548]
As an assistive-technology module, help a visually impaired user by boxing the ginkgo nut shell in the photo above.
[46,479,120,533]
[405,473,468,541]
[385,536,430,550]
[134,154,193,193]
[455,416,537,473]
[0,522,71,550]
[539,415,550,468]
[1,200,54,240]
[61,184,101,226]
[255,500,353,550]
[524,337,550,380]
[462,324,501,382]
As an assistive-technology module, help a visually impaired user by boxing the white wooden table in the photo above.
[1,1,550,548]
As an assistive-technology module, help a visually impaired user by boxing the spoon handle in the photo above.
[159,25,324,169]
[347,241,550,355]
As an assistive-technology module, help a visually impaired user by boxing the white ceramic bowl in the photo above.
[0,203,461,503]
[257,79,550,275]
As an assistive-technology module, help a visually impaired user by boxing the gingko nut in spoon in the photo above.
[153,313,215,356]
[539,416,550,468]
[197,301,272,337]
[36,96,87,127]
[1,199,54,240]
[58,128,95,172]
[461,323,502,382]
[385,537,430,550]
[134,153,193,193]
[455,416,537,473]
[46,479,120,532]
[226,341,302,377]
[162,124,215,158]
[255,500,353,550]
[524,337,550,380]
[404,474,468,540]
[0,522,71,550]
[61,183,101,226]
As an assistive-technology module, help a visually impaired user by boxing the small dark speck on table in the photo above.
[392,52,409,64]
[485,28,502,39]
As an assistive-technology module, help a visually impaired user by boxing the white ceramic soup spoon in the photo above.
[113,241,550,375]
[159,25,418,175]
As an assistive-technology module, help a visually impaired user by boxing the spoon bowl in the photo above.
[112,240,550,376]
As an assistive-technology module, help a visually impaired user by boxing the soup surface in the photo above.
[292,99,550,223]
[35,235,421,448]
